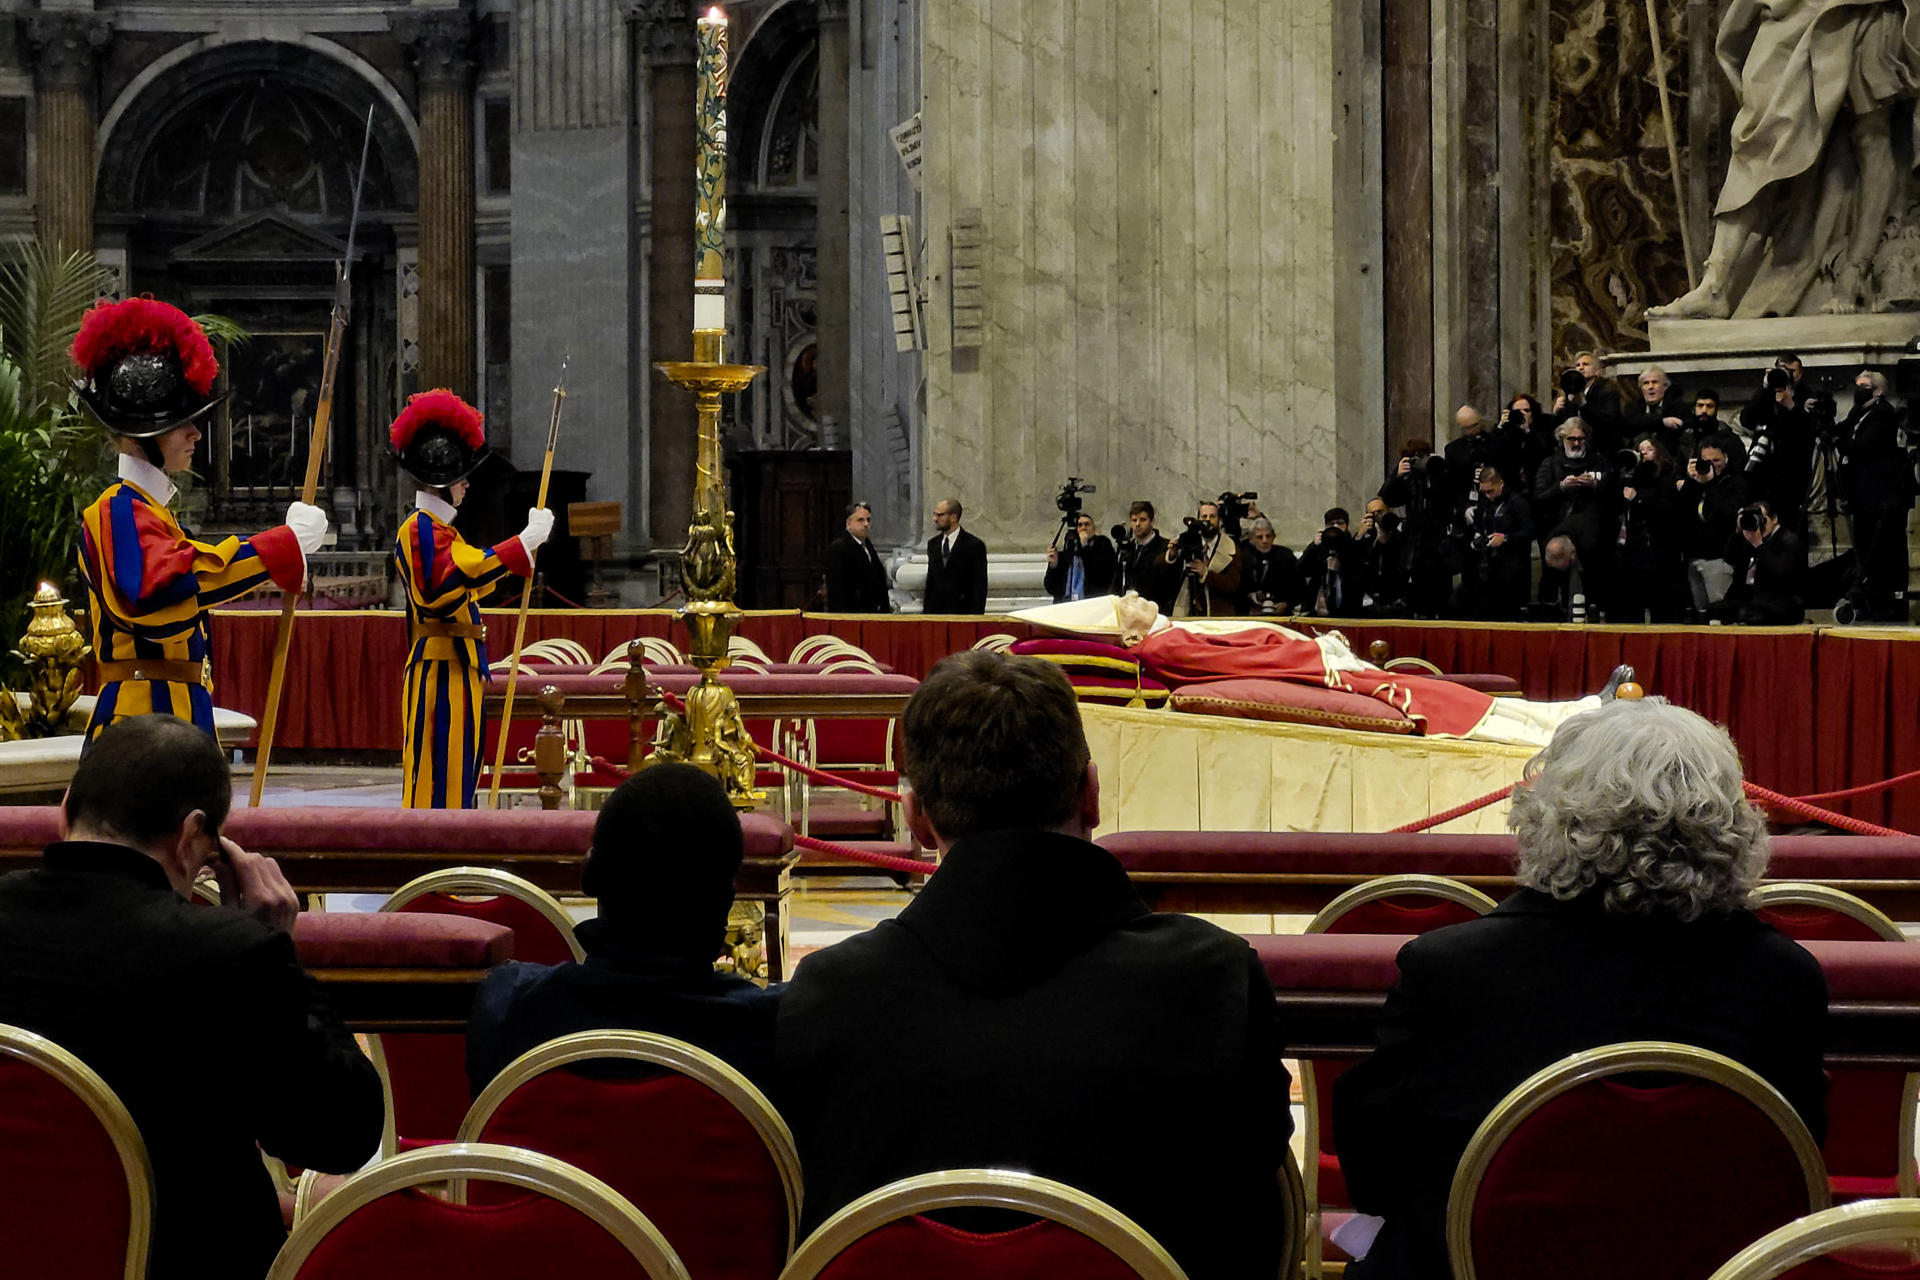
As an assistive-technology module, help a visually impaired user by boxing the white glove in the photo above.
[519,507,556,557]
[285,502,328,556]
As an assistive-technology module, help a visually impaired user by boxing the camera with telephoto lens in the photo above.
[1504,408,1527,430]
[1560,368,1587,397]
[1764,365,1794,393]
[1738,504,1767,534]
[1174,517,1207,562]
[1056,476,1096,517]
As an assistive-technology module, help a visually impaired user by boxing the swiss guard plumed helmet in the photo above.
[70,297,226,438]
[389,388,488,488]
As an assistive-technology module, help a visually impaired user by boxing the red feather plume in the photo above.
[70,297,220,396]
[389,388,486,453]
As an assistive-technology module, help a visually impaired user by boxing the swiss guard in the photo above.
[74,297,326,741]
[390,389,552,808]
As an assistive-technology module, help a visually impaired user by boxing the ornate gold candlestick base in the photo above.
[2,583,90,741]
[642,329,766,809]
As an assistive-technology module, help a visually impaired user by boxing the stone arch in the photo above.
[96,37,418,214]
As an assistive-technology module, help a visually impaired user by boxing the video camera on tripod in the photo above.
[1214,490,1259,539]
[1053,477,1097,551]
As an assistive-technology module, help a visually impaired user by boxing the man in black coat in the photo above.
[1552,350,1625,449]
[0,716,384,1280]
[776,652,1293,1280]
[1454,463,1534,619]
[1714,497,1807,625]
[1334,700,1827,1280]
[1839,370,1915,621]
[1111,500,1181,612]
[823,501,891,613]
[921,496,991,614]
[467,764,782,1095]
[1238,515,1301,615]
[1043,511,1118,602]
[1618,364,1690,454]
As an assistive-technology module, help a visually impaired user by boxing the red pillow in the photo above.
[1169,677,1414,735]
[1008,637,1142,680]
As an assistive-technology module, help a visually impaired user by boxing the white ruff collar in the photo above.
[118,452,177,506]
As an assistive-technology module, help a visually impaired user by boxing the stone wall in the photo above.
[918,0,1379,550]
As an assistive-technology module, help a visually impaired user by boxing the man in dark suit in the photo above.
[1112,500,1181,612]
[1839,369,1914,621]
[921,496,990,613]
[1334,699,1827,1280]
[468,763,782,1094]
[776,652,1293,1280]
[823,501,891,613]
[0,716,384,1280]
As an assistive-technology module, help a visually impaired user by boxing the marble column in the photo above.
[814,0,852,448]
[24,12,110,257]
[1382,0,1435,455]
[393,8,478,399]
[637,0,698,549]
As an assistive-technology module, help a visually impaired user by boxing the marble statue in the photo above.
[1651,0,1920,320]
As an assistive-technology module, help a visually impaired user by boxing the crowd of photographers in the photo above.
[1039,352,1917,625]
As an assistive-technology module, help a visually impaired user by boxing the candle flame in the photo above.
[703,5,726,22]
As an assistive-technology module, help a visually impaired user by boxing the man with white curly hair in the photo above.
[1331,698,1828,1280]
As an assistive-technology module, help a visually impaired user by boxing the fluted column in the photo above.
[24,11,110,257]
[393,8,477,398]
[814,0,851,449]
[635,0,699,548]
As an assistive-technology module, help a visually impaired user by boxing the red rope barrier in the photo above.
[1786,768,1920,805]
[1742,782,1910,837]
[753,743,904,804]
[793,834,938,876]
[1390,785,1517,834]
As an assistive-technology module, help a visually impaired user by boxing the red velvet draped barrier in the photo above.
[203,612,1918,825]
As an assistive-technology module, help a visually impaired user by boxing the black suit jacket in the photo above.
[1333,889,1828,1280]
[775,831,1293,1280]
[466,917,784,1095]
[0,843,384,1280]
[1042,535,1118,602]
[1113,533,1181,612]
[823,533,891,613]
[922,528,990,613]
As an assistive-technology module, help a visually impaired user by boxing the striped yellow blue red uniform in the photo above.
[77,479,304,740]
[394,510,532,808]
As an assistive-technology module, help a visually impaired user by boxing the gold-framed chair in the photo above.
[1301,874,1497,1278]
[0,1022,154,1280]
[626,637,686,668]
[1707,1199,1920,1280]
[372,869,586,1152]
[520,638,592,666]
[1446,1041,1830,1280]
[265,1143,691,1280]
[790,636,878,665]
[457,1030,802,1275]
[728,636,773,665]
[1749,883,1917,1201]
[777,1169,1193,1280]
[969,633,1017,653]
[1382,656,1444,676]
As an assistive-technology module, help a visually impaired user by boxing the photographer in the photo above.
[1838,369,1914,621]
[1506,393,1557,482]
[1164,499,1242,617]
[1552,351,1625,447]
[1379,439,1456,616]
[1453,462,1534,620]
[1111,500,1181,612]
[1445,407,1522,515]
[1604,435,1689,623]
[1742,362,1815,535]
[1300,508,1357,616]
[1532,419,1616,604]
[1357,496,1412,616]
[1238,517,1299,616]
[1675,435,1750,616]
[1045,512,1118,603]
[1620,365,1689,453]
[1711,497,1807,625]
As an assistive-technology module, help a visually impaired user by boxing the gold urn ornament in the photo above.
[7,582,91,739]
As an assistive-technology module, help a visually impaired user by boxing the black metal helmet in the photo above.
[389,388,488,487]
[70,297,227,438]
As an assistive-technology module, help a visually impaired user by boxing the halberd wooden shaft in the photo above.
[486,363,568,807]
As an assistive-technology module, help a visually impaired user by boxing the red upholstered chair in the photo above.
[1750,884,1918,1203]
[373,869,585,1152]
[264,1143,690,1280]
[777,1170,1199,1280]
[0,1023,153,1280]
[1708,1200,1920,1280]
[1301,875,1497,1279]
[1448,1041,1830,1280]
[456,1031,802,1280]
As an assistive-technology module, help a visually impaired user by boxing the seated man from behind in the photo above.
[777,652,1293,1280]
[467,763,781,1093]
[0,716,383,1280]
[1334,699,1827,1280]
